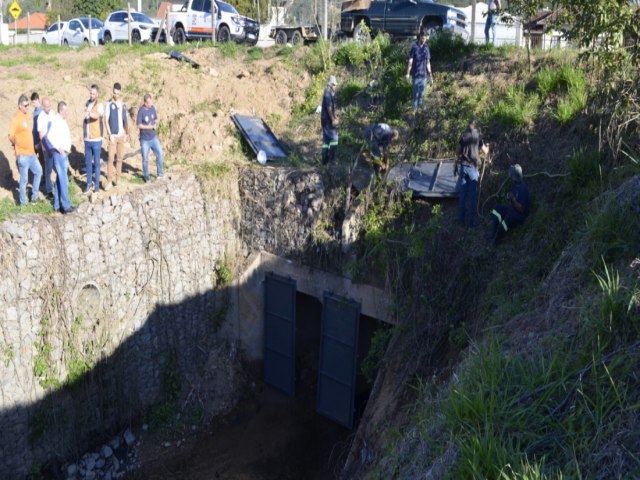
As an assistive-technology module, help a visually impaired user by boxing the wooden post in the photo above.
[154,11,165,43]
[128,3,132,45]
[89,15,92,46]
[27,12,30,44]
[57,14,61,45]
[470,0,476,43]
[165,9,171,45]
[211,1,216,43]
[323,0,328,40]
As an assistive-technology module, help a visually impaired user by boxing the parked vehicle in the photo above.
[270,24,320,46]
[62,17,103,46]
[170,0,259,45]
[42,21,67,45]
[340,0,468,42]
[102,10,161,43]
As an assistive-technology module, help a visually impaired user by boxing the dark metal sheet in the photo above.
[407,161,459,197]
[388,161,459,198]
[231,114,288,161]
[264,272,296,396]
[316,293,360,429]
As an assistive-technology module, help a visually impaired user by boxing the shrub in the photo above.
[567,147,602,200]
[428,32,470,60]
[491,85,540,130]
[338,78,367,105]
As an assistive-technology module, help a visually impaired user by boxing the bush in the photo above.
[567,147,602,200]
[428,32,470,60]
[338,78,367,105]
[491,85,540,130]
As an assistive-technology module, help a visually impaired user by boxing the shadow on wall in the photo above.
[0,149,20,203]
[0,286,238,480]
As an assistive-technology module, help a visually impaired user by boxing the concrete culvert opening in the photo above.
[129,290,388,479]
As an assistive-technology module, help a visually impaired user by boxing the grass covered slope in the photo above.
[288,35,640,479]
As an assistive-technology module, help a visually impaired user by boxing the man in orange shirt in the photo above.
[8,94,42,206]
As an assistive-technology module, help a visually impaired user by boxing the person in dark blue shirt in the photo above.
[321,75,338,165]
[406,30,434,111]
[489,164,530,245]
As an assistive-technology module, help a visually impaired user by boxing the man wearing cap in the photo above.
[406,29,434,111]
[8,94,42,206]
[321,75,339,165]
[454,116,488,227]
[489,164,530,245]
[365,122,399,174]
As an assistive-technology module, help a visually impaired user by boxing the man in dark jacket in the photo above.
[455,117,488,227]
[321,75,338,165]
[489,164,530,245]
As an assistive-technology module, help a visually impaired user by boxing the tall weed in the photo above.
[491,85,540,130]
[567,147,602,200]
[442,335,639,478]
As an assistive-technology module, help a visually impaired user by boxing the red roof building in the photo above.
[8,12,48,30]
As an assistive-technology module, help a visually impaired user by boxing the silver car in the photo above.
[62,17,103,46]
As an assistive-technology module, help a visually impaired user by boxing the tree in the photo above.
[72,0,125,20]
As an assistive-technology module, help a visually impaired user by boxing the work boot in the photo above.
[321,149,328,165]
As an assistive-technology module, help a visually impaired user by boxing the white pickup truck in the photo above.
[169,0,260,45]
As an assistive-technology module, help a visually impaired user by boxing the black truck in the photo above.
[340,0,468,41]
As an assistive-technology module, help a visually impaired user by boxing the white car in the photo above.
[42,21,67,45]
[102,10,160,43]
[62,17,103,47]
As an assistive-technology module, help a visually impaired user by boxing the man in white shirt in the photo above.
[47,101,75,214]
[37,97,56,198]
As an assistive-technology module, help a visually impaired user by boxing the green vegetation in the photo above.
[146,351,182,436]
[215,260,233,287]
[361,327,393,383]
[491,85,540,130]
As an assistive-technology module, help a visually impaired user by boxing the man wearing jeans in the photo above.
[8,94,42,206]
[37,97,56,199]
[485,0,501,45]
[48,101,75,214]
[136,93,164,182]
[454,117,488,228]
[83,84,104,194]
[103,82,129,190]
[406,29,434,112]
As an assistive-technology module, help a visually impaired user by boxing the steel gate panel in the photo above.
[264,272,296,396]
[316,293,361,429]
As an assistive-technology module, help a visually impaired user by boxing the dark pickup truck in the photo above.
[340,0,468,41]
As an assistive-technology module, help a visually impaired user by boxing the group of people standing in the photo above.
[7,82,164,214]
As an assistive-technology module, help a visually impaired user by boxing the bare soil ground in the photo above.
[128,382,350,480]
[0,45,312,203]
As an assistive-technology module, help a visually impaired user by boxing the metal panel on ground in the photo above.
[231,114,288,161]
[387,161,459,198]
[317,293,361,429]
[264,272,296,396]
